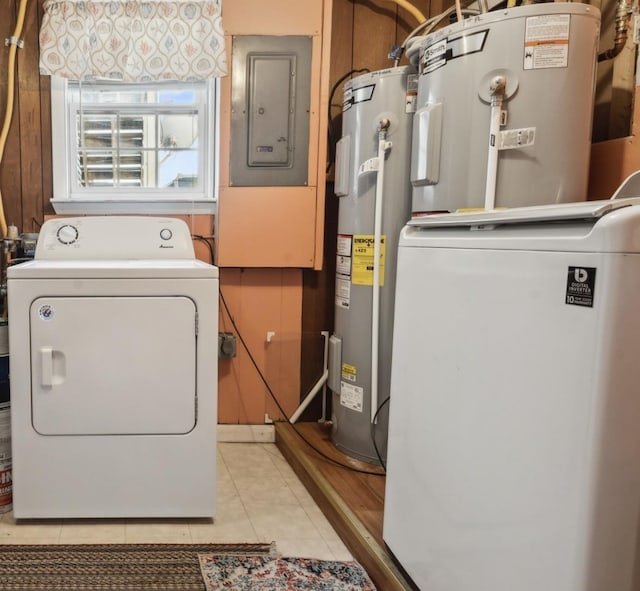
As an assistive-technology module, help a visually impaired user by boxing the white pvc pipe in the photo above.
[454,0,463,23]
[371,123,390,424]
[320,330,329,422]
[484,76,506,211]
[289,369,328,424]
[484,103,501,211]
[288,331,330,424]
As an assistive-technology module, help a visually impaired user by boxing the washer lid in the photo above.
[401,172,640,253]
[408,197,640,229]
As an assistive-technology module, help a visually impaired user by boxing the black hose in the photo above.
[371,396,391,472]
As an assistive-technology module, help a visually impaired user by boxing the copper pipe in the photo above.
[598,0,631,62]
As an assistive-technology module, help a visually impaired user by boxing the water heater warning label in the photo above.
[336,234,352,257]
[405,74,418,113]
[336,276,351,309]
[340,381,363,413]
[566,266,596,307]
[341,363,357,382]
[335,234,353,309]
[524,14,570,70]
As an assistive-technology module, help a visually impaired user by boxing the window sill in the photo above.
[51,199,217,216]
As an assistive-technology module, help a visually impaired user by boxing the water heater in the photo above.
[408,2,600,215]
[329,66,415,463]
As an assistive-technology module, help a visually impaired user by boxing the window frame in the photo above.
[50,76,220,215]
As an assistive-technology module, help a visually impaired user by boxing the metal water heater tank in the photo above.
[329,66,416,464]
[408,2,600,215]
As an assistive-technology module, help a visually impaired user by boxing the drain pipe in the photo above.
[598,0,632,62]
[484,75,506,211]
[354,120,392,425]
[289,331,330,424]
[371,119,392,424]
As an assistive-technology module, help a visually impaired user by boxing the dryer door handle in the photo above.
[40,346,53,388]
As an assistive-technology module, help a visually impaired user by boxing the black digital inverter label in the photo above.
[566,266,596,308]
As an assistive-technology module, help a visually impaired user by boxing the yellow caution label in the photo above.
[341,363,357,382]
[352,235,385,286]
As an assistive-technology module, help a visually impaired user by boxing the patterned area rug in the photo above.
[0,542,274,590]
[198,553,377,591]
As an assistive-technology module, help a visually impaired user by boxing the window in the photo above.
[50,76,219,214]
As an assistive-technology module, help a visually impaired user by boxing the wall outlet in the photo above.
[218,332,237,358]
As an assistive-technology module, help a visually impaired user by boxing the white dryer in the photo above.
[8,217,218,519]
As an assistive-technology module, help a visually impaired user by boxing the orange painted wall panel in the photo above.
[216,2,331,269]
[216,187,317,268]
[222,2,324,36]
[218,268,303,424]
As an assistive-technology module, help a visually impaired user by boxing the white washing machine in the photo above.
[7,216,218,519]
[384,196,640,590]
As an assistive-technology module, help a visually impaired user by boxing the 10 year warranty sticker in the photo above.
[566,266,596,307]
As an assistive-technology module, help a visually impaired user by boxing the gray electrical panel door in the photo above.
[230,35,312,187]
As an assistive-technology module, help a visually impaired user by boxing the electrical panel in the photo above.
[230,36,312,187]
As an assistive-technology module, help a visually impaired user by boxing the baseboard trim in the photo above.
[217,424,276,443]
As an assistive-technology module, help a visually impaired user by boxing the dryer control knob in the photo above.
[57,224,79,245]
[160,228,173,241]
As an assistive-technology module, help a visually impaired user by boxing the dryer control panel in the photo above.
[35,217,196,260]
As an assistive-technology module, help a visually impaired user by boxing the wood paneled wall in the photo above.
[0,0,52,233]
[326,0,438,174]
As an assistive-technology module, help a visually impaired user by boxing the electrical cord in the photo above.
[371,396,391,472]
[383,0,427,24]
[398,4,481,66]
[192,233,385,475]
[192,234,215,263]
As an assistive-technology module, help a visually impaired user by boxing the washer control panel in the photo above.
[35,217,196,260]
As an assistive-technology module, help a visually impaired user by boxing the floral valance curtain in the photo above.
[39,0,228,82]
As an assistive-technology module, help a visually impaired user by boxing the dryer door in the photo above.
[30,296,197,435]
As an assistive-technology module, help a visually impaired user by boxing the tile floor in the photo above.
[0,442,353,561]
